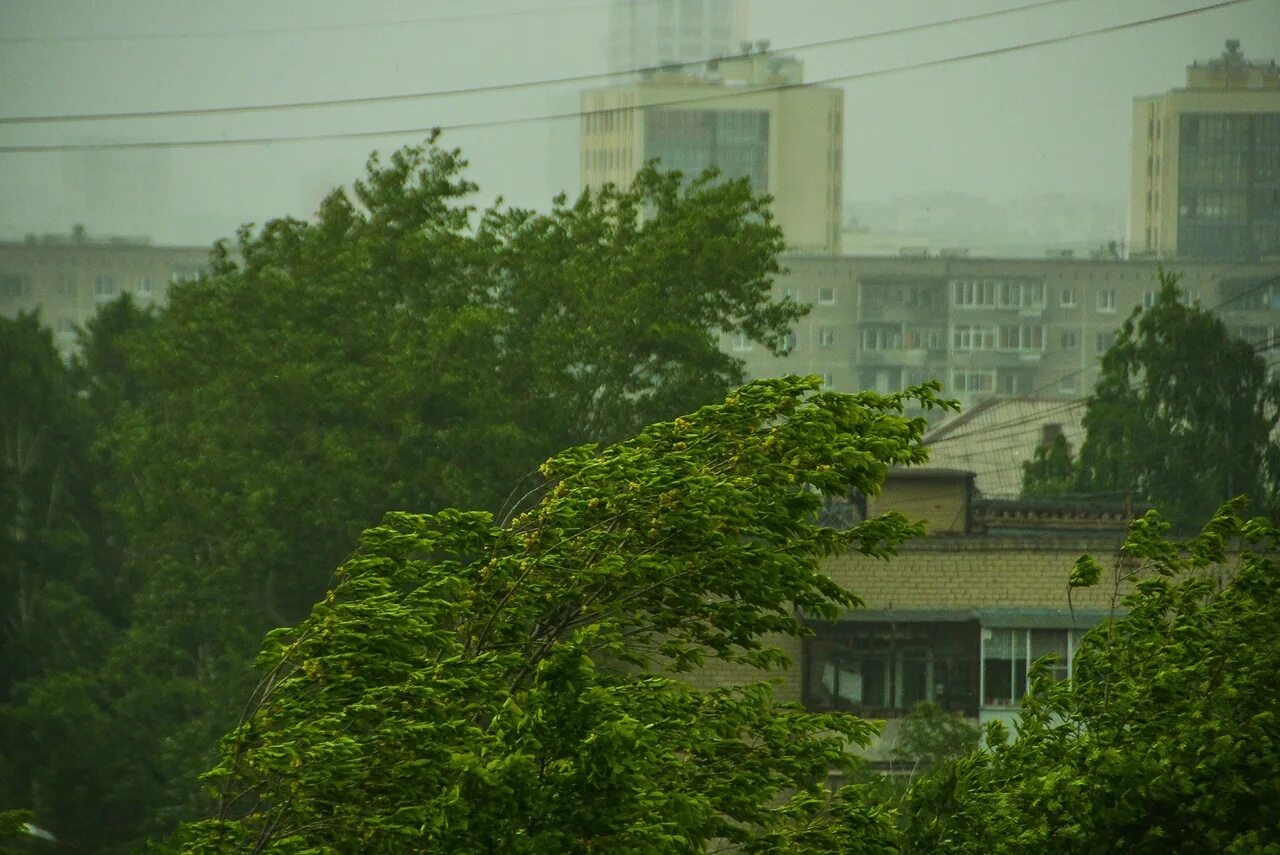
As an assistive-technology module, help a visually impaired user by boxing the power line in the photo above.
[0,0,1251,153]
[0,0,624,45]
[0,0,1081,126]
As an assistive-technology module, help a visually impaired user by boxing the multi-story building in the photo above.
[730,253,1280,410]
[581,48,843,254]
[691,468,1161,759]
[1130,40,1280,260]
[607,0,749,72]
[0,226,208,354]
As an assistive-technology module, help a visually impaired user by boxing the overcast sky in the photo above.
[1,0,1277,246]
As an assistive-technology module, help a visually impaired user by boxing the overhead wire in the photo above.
[0,0,1083,125]
[0,0,1253,153]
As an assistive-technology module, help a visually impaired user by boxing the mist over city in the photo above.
[2,1,1280,851]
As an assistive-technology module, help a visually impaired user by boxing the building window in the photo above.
[818,286,836,305]
[778,331,798,353]
[820,372,834,387]
[952,324,994,351]
[0,274,32,298]
[860,326,902,351]
[998,324,1044,352]
[1060,373,1078,394]
[951,369,994,393]
[137,276,153,297]
[93,276,116,302]
[904,327,943,350]
[1060,287,1077,308]
[1061,331,1079,350]
[804,621,979,715]
[818,327,835,347]
[1142,290,1157,309]
[1096,289,1116,313]
[732,332,753,352]
[1096,331,1116,352]
[56,275,75,296]
[952,279,997,308]
[55,318,76,336]
[982,628,1081,707]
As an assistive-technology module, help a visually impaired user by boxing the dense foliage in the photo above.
[1019,432,1077,498]
[899,501,1280,853]
[174,376,946,853]
[0,138,803,851]
[1076,273,1280,529]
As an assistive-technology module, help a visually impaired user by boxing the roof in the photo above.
[920,397,1088,499]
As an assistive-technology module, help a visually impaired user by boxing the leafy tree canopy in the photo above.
[1076,273,1280,529]
[1020,432,1077,498]
[900,500,1280,853]
[173,376,951,853]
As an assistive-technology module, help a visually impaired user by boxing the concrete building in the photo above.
[1130,40,1280,260]
[0,226,208,355]
[728,253,1280,411]
[607,0,748,73]
[581,48,843,254]
[689,468,1189,760]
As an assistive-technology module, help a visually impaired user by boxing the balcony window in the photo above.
[804,621,980,716]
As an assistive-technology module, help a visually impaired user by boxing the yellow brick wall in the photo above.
[684,536,1132,701]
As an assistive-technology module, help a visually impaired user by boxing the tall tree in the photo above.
[173,376,946,853]
[1020,432,1077,498]
[56,137,803,850]
[1076,273,1280,529]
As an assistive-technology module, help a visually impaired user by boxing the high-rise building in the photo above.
[581,49,844,254]
[1130,40,1280,260]
[607,0,748,72]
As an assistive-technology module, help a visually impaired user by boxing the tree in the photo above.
[44,137,804,850]
[1076,273,1280,530]
[898,501,1280,853]
[1020,433,1077,498]
[172,376,950,853]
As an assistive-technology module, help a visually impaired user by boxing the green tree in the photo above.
[899,500,1280,853]
[1020,433,1078,498]
[62,137,803,850]
[172,376,949,853]
[1076,273,1280,530]
[0,311,134,848]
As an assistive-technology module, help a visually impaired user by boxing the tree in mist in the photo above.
[173,376,946,853]
[1019,432,1077,498]
[1076,273,1280,530]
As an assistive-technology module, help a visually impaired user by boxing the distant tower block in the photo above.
[607,0,749,72]
[1129,40,1280,260]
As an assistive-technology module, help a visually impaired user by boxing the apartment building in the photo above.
[689,468,1162,759]
[0,226,208,354]
[581,48,843,254]
[1130,40,1280,260]
[730,253,1280,410]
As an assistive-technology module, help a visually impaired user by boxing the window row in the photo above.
[951,279,1044,309]
[0,273,162,300]
[804,622,1088,715]
[951,324,1045,352]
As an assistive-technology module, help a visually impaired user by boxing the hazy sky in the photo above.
[1,0,1277,246]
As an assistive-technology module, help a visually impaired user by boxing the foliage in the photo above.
[1076,272,1280,529]
[2,137,806,851]
[889,702,982,773]
[899,500,1280,853]
[172,376,951,853]
[1020,433,1077,498]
